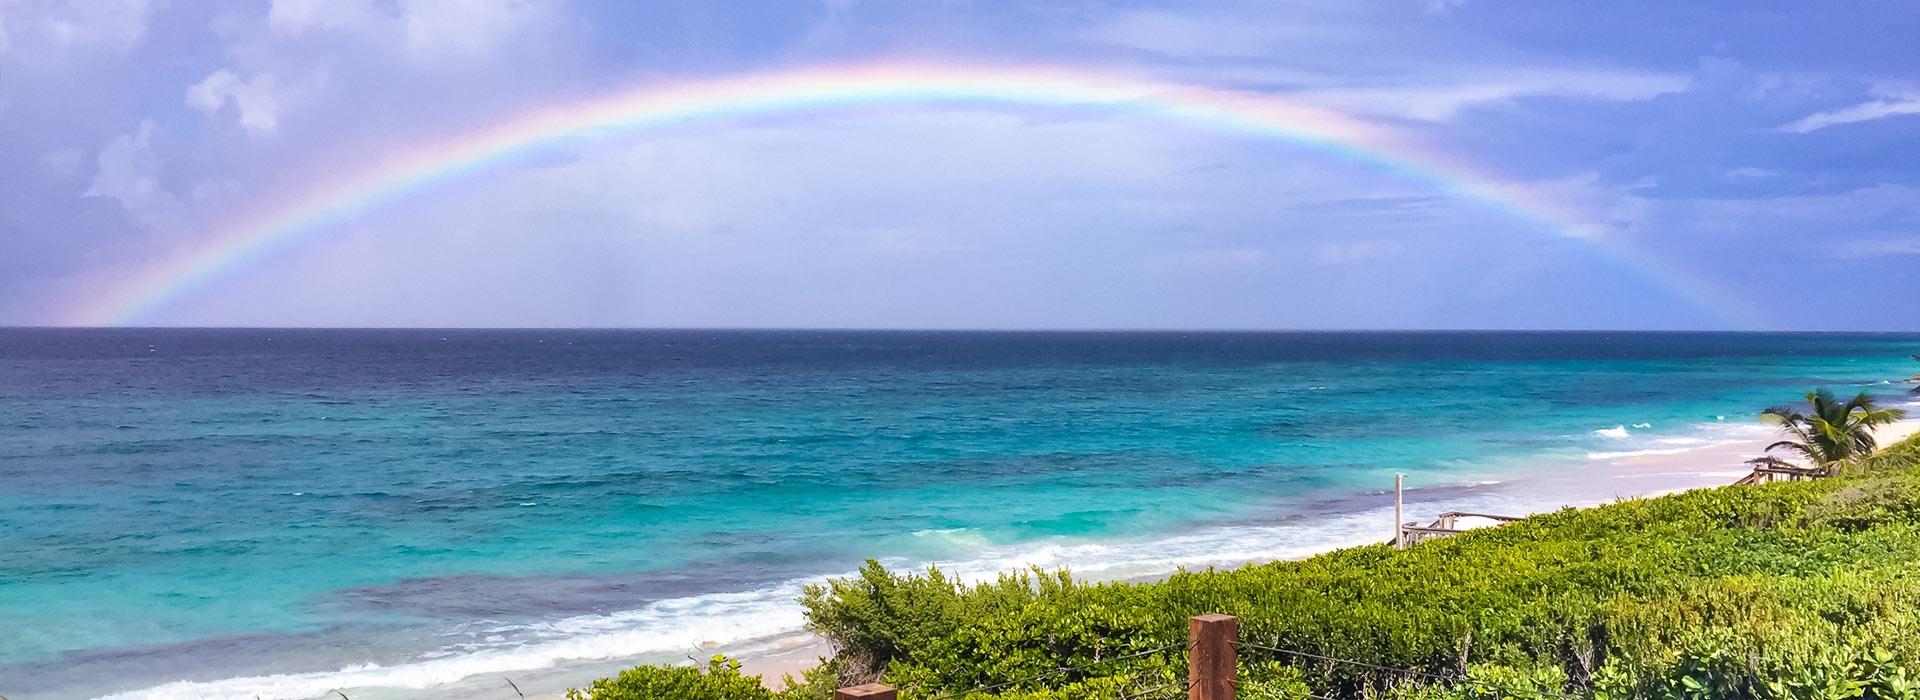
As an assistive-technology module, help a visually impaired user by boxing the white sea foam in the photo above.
[1586,446,1698,460]
[95,583,815,700]
[97,490,1534,700]
[1584,420,1774,461]
[1593,425,1632,439]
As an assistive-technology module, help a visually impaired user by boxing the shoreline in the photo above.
[71,399,1920,700]
[698,414,1920,694]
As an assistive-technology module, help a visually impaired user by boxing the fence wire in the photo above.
[1234,640,1583,700]
[874,627,1587,700]
[1116,678,1185,700]
[922,640,1184,700]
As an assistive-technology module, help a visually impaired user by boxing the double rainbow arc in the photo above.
[76,62,1754,328]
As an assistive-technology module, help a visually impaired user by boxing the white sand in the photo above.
[547,416,1920,695]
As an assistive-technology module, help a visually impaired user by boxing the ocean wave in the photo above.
[97,485,1561,700]
[1593,426,1632,439]
[1586,446,1698,460]
[1584,420,1774,461]
[95,584,812,700]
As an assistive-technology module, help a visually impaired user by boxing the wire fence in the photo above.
[1116,678,1188,700]
[917,640,1185,700]
[835,614,1587,700]
[1233,640,1582,700]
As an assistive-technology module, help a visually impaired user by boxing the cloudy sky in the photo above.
[1,0,1915,330]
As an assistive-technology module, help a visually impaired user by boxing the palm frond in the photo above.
[1763,440,1820,464]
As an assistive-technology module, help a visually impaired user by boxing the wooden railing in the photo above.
[1399,510,1526,546]
[1732,463,1823,486]
[1392,474,1523,548]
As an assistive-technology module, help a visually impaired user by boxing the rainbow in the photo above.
[74,62,1758,327]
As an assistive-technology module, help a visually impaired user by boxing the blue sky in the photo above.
[1,0,1915,329]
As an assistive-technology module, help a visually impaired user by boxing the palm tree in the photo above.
[1751,389,1906,477]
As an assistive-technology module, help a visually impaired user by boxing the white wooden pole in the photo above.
[1394,473,1404,549]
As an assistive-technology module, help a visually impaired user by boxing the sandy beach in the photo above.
[1573,417,1920,499]
[589,414,1920,696]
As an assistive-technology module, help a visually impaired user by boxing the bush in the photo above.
[566,655,774,700]
[797,560,1079,686]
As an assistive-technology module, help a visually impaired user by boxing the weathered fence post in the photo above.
[1189,614,1237,700]
[834,684,897,700]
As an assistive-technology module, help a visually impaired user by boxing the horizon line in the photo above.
[3,325,1909,334]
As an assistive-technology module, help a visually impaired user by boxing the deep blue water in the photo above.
[2,329,1917,699]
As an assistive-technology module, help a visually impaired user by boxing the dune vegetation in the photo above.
[571,405,1920,700]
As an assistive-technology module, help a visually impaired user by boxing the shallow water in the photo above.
[2,329,1917,699]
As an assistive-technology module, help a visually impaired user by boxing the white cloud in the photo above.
[192,178,243,204]
[40,147,84,177]
[1724,167,1779,181]
[268,0,381,34]
[1073,7,1684,123]
[187,69,292,136]
[1833,237,1920,259]
[1076,10,1352,60]
[1309,240,1403,265]
[84,120,174,214]
[207,0,550,139]
[398,0,553,65]
[0,0,154,61]
[257,0,553,65]
[1296,69,1688,122]
[1147,248,1269,275]
[1780,92,1920,133]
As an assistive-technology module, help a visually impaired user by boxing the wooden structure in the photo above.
[1398,511,1526,546]
[1189,614,1237,700]
[1732,462,1824,486]
[1392,475,1523,547]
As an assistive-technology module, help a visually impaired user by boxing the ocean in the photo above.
[3,329,1918,699]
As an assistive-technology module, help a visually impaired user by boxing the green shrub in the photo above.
[566,655,774,700]
[772,657,841,700]
[797,560,1079,685]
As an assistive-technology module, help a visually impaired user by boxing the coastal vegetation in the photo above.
[569,405,1920,700]
[1750,390,1906,476]
[564,655,777,700]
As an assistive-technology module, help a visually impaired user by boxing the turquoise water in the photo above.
[2,330,1917,699]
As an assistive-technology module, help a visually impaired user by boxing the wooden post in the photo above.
[1189,614,1237,700]
[835,684,896,700]
[1393,473,1404,549]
